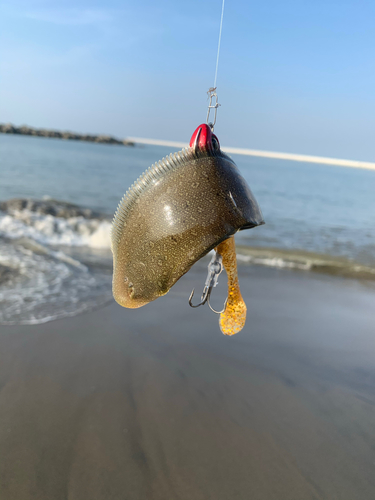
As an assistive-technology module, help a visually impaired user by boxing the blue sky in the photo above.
[1,0,375,159]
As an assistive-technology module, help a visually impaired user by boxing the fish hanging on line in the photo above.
[111,123,264,335]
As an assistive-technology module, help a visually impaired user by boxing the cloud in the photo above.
[0,44,96,73]
[22,7,113,26]
[2,3,163,45]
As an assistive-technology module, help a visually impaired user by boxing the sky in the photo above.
[1,0,375,160]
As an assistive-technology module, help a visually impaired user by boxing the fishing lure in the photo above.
[111,122,264,335]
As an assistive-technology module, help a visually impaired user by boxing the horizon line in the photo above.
[128,137,375,171]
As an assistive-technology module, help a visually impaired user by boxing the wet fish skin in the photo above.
[112,127,264,309]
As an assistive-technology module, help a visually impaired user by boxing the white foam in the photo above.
[237,252,313,271]
[0,210,111,249]
[0,238,112,325]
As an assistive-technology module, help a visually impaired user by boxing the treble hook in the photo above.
[189,250,227,314]
[206,87,221,131]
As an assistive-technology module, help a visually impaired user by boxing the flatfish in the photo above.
[111,124,264,321]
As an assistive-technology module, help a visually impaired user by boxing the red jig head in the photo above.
[189,124,220,153]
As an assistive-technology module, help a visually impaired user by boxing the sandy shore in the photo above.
[0,263,375,500]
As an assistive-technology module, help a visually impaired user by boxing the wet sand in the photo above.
[0,264,375,500]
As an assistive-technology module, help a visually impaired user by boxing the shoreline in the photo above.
[1,196,375,278]
[1,249,375,327]
[1,196,375,326]
[236,245,375,281]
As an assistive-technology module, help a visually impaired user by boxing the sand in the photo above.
[0,263,375,500]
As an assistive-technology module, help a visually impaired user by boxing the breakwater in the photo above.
[128,136,375,171]
[0,123,134,146]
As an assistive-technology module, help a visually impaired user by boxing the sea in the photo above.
[1,133,375,325]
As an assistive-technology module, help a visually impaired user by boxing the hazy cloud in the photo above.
[22,8,113,26]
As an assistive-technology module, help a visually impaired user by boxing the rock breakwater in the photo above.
[0,123,134,146]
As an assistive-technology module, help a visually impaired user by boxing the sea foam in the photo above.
[0,199,113,324]
[0,210,111,249]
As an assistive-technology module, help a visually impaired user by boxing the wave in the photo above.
[0,236,112,325]
[0,198,113,324]
[0,198,111,249]
[0,238,111,325]
[236,246,375,280]
[1,197,374,326]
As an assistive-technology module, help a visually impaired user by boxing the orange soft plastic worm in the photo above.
[216,236,247,336]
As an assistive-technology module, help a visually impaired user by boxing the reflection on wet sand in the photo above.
[0,264,374,500]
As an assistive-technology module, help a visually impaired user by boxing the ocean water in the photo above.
[1,133,374,324]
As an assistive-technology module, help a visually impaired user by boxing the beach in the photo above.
[2,1,375,498]
[1,262,374,500]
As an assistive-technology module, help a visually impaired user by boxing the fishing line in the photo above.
[206,0,225,130]
[213,0,225,89]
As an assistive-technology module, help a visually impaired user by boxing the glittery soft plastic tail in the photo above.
[216,236,247,335]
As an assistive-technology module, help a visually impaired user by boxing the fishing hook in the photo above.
[206,88,221,131]
[188,250,227,314]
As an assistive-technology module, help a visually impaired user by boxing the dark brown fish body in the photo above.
[111,125,264,308]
